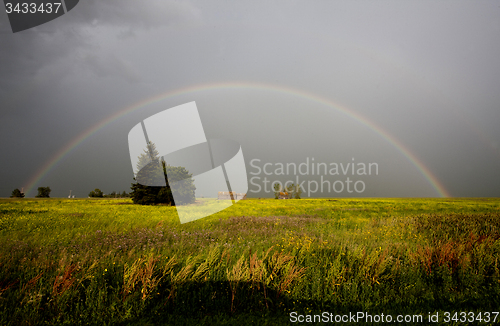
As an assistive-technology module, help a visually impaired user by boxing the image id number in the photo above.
[5,3,62,14]
[443,312,499,323]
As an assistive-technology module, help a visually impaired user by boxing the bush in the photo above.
[10,188,24,198]
[88,188,104,198]
[35,186,51,198]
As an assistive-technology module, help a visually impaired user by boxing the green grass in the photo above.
[0,197,499,325]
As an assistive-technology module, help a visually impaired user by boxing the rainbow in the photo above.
[24,81,451,197]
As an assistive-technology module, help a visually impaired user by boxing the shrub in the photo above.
[10,188,24,198]
[88,188,104,198]
[35,186,51,198]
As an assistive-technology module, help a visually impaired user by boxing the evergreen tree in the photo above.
[130,142,195,205]
[136,141,160,174]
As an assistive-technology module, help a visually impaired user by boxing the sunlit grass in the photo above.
[0,197,499,325]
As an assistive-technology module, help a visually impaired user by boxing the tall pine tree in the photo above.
[130,141,195,205]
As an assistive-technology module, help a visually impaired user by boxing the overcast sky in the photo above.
[1,0,499,198]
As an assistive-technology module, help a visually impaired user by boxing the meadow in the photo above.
[0,197,499,325]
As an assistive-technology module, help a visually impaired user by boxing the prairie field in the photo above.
[0,197,499,325]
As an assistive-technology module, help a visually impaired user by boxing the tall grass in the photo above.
[0,198,499,324]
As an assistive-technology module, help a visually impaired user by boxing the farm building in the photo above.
[218,192,247,200]
[278,192,290,199]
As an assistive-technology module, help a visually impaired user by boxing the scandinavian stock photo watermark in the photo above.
[288,311,499,324]
[128,102,248,224]
[249,157,379,197]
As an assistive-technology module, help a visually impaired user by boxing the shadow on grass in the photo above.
[116,278,499,326]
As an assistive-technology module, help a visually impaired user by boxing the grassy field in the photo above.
[0,197,499,325]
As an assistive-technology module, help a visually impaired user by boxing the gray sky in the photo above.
[1,0,499,198]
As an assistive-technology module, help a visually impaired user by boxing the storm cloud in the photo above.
[1,1,499,198]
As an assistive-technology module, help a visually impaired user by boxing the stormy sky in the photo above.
[1,0,499,198]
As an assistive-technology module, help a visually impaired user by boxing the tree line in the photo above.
[10,142,196,205]
[88,189,130,198]
[10,187,50,198]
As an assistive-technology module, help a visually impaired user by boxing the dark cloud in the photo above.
[81,53,141,83]
[1,1,499,198]
[69,0,201,29]
[0,0,201,95]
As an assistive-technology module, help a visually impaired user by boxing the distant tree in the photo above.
[88,188,104,198]
[273,183,281,199]
[10,188,25,198]
[104,191,117,198]
[102,191,131,198]
[286,183,302,199]
[294,184,302,199]
[130,141,195,205]
[35,187,51,198]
